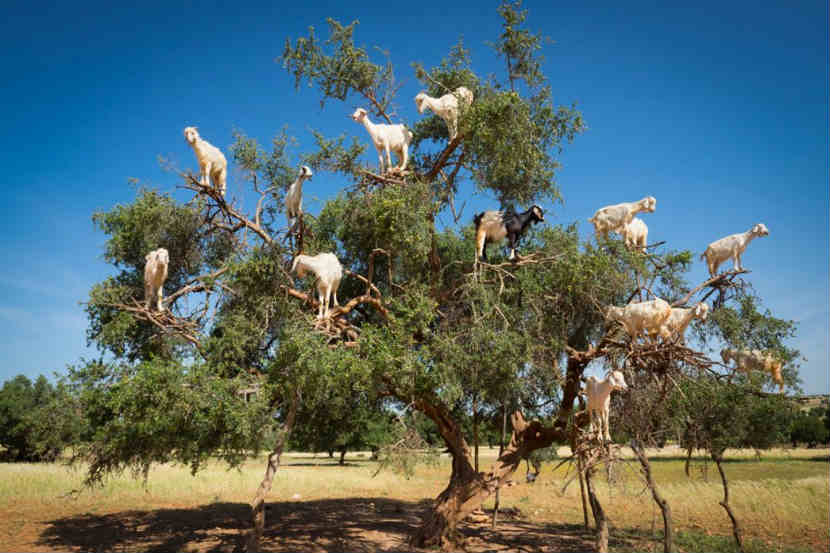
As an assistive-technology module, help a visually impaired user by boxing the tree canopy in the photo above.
[69,2,802,551]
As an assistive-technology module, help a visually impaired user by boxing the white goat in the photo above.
[414,86,474,140]
[144,248,169,311]
[588,196,657,241]
[621,217,649,252]
[184,126,228,196]
[605,298,672,341]
[291,253,343,319]
[662,302,709,342]
[721,348,784,388]
[285,165,313,224]
[351,108,413,174]
[584,370,628,442]
[700,223,769,277]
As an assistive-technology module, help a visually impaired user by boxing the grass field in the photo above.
[0,446,827,552]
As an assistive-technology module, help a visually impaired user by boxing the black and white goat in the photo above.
[474,205,544,264]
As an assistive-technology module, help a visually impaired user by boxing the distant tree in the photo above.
[0,374,80,462]
[741,392,795,452]
[790,410,829,448]
[289,390,396,464]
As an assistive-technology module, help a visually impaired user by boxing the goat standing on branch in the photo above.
[474,205,544,264]
[701,223,769,277]
[291,253,343,319]
[721,348,784,389]
[588,196,656,242]
[285,165,313,226]
[351,108,413,175]
[662,302,709,342]
[583,370,628,442]
[620,217,649,252]
[144,248,169,312]
[183,126,228,196]
[414,86,474,140]
[605,298,672,341]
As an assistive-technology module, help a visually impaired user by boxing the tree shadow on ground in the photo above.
[38,497,600,552]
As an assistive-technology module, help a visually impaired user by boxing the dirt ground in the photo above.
[12,498,612,552]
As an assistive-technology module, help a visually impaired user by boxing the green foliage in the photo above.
[313,180,434,279]
[673,378,796,457]
[492,0,547,91]
[69,359,276,484]
[463,85,581,205]
[0,375,80,462]
[280,18,397,118]
[790,410,829,448]
[301,130,366,179]
[72,3,803,511]
[87,188,232,361]
[289,396,395,459]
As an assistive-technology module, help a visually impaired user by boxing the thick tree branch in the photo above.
[423,136,463,181]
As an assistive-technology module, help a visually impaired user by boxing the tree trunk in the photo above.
[713,453,744,552]
[473,396,479,473]
[492,403,508,528]
[409,405,565,549]
[632,440,673,553]
[584,463,608,553]
[577,453,590,529]
[406,351,586,549]
[684,447,692,477]
[245,392,299,552]
[339,448,347,465]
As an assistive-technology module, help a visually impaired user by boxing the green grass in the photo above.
[613,529,808,553]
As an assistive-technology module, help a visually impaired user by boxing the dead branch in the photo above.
[180,171,275,245]
[475,252,566,275]
[107,300,203,348]
[164,266,231,306]
[280,285,390,321]
[362,248,391,297]
[672,269,749,307]
[359,169,408,187]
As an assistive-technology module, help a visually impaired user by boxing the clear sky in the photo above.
[1,0,827,394]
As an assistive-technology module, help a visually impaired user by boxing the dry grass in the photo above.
[0,447,826,552]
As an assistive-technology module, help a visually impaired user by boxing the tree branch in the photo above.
[180,171,275,245]
[672,269,749,307]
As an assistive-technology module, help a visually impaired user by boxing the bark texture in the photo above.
[632,440,673,553]
[245,393,299,552]
[584,464,608,553]
[409,405,567,548]
[714,453,744,552]
[408,352,587,549]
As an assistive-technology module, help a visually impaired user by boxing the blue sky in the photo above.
[1,0,827,394]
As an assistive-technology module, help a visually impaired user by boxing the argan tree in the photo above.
[72,2,801,551]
